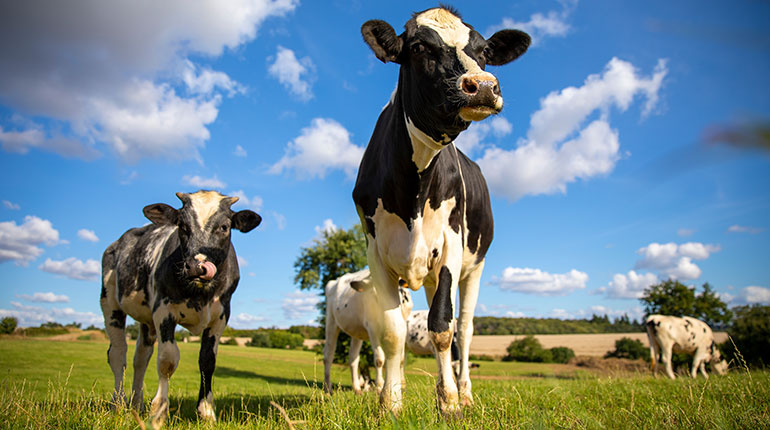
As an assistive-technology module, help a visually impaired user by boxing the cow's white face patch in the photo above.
[415,9,484,76]
[189,191,228,230]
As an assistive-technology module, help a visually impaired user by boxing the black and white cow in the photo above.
[100,191,260,427]
[646,314,728,379]
[352,7,530,415]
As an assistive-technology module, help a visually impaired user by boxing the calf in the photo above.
[100,190,261,427]
[406,310,478,377]
[353,6,530,415]
[323,269,413,395]
[646,314,728,379]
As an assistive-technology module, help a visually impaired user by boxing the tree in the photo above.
[641,279,731,326]
[503,335,552,363]
[0,317,18,334]
[723,305,770,367]
[605,337,650,361]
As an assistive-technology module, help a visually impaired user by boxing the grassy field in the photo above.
[0,338,768,429]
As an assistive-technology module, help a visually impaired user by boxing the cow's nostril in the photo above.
[461,78,478,95]
[493,84,500,96]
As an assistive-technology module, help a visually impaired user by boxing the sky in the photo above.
[1,0,769,329]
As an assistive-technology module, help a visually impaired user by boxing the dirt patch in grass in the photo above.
[568,355,649,374]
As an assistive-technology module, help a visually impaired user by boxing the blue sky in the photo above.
[1,0,768,329]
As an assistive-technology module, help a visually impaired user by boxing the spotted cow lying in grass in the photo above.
[100,190,260,427]
[646,314,728,379]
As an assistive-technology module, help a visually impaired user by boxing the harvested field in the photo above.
[470,332,729,357]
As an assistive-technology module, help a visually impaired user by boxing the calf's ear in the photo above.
[232,210,261,233]
[349,277,372,293]
[143,203,178,225]
[361,20,403,64]
[485,29,531,66]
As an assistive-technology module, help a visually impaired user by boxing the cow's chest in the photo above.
[370,196,462,288]
[166,298,224,336]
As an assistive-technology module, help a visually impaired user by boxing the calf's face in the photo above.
[362,7,530,141]
[143,190,261,283]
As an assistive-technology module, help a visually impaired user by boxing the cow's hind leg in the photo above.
[150,312,180,428]
[101,273,128,409]
[130,323,156,413]
[456,261,484,407]
[323,317,340,394]
[349,337,364,394]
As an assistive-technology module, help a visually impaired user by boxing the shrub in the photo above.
[0,317,18,334]
[504,335,552,363]
[605,337,650,360]
[249,332,271,348]
[550,346,575,364]
[248,330,304,349]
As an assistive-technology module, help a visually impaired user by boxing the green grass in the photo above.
[0,339,768,429]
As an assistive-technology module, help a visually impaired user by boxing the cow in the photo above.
[353,6,530,415]
[100,190,261,427]
[406,309,479,377]
[323,269,413,395]
[646,314,728,379]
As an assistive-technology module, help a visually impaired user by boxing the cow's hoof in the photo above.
[110,392,127,411]
[150,398,168,428]
[439,402,463,420]
[197,401,216,422]
[458,381,473,407]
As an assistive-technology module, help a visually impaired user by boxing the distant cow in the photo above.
[353,6,530,415]
[646,314,728,379]
[100,191,261,427]
[323,269,413,395]
[406,310,479,376]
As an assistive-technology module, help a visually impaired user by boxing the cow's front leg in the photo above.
[197,326,222,422]
[456,260,483,407]
[378,306,407,413]
[102,306,128,409]
[131,323,156,413]
[150,313,180,428]
[427,264,460,417]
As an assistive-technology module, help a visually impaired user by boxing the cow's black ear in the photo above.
[232,210,261,233]
[143,203,178,225]
[361,20,403,64]
[485,29,531,66]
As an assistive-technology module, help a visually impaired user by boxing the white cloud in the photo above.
[77,229,99,243]
[281,290,321,320]
[269,118,364,179]
[491,267,588,295]
[0,0,298,162]
[551,308,571,319]
[267,46,315,101]
[17,292,70,303]
[677,228,695,237]
[635,242,720,280]
[272,211,287,230]
[3,200,20,210]
[728,224,765,234]
[477,57,668,201]
[315,218,337,236]
[598,270,659,299]
[486,0,577,46]
[39,257,101,281]
[0,301,102,327]
[231,312,268,328]
[454,116,513,156]
[182,175,226,189]
[234,145,248,157]
[737,286,770,305]
[0,216,60,265]
[229,190,264,211]
[237,256,249,267]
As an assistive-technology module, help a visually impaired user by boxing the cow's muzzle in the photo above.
[458,73,502,122]
[185,260,217,281]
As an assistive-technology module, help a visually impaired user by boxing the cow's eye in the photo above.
[219,224,229,233]
[411,42,425,55]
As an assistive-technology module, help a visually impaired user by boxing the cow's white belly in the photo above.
[370,197,457,289]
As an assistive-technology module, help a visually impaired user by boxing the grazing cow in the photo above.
[100,191,261,427]
[353,6,530,415]
[323,269,413,395]
[646,314,728,379]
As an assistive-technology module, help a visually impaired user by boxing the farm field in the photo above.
[1,338,768,429]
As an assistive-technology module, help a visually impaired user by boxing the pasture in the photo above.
[1,338,768,429]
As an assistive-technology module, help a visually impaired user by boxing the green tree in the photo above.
[605,337,650,360]
[641,280,731,326]
[503,335,552,363]
[0,317,18,334]
[723,305,770,367]
[549,346,575,364]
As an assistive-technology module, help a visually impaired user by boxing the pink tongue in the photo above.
[199,261,217,281]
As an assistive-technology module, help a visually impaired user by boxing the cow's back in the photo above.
[647,314,715,354]
[326,271,372,340]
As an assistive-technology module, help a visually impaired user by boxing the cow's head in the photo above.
[362,7,530,142]
[350,275,413,319]
[143,190,261,284]
[710,343,729,375]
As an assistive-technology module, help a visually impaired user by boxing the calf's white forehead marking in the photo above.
[189,191,228,229]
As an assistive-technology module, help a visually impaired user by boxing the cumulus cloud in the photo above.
[491,267,588,295]
[0,301,102,327]
[231,312,268,328]
[315,219,337,236]
[269,118,364,179]
[635,242,720,280]
[17,292,69,303]
[728,224,765,234]
[454,116,513,155]
[77,229,99,243]
[182,175,226,189]
[0,215,60,265]
[737,286,770,305]
[0,0,298,162]
[477,57,668,201]
[281,290,320,320]
[597,270,659,299]
[486,0,577,46]
[3,200,20,210]
[234,145,248,157]
[39,257,101,281]
[267,46,315,101]
[228,190,263,212]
